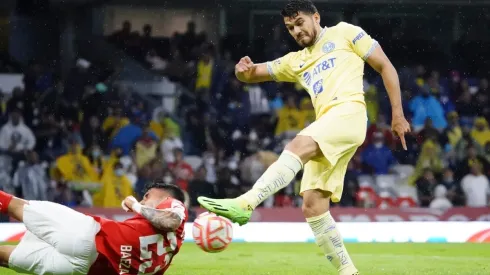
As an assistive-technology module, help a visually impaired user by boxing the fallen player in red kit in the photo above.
[0,182,188,275]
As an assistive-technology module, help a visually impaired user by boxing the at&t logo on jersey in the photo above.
[302,57,336,86]
[313,79,324,96]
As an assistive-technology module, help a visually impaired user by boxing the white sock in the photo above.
[239,150,302,209]
[307,211,357,274]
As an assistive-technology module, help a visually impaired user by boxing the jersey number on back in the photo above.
[138,232,177,274]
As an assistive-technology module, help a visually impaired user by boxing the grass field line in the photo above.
[353,253,489,261]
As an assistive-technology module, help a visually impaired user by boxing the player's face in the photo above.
[140,188,169,207]
[284,12,320,48]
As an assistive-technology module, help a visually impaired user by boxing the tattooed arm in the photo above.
[122,196,185,232]
[139,207,182,231]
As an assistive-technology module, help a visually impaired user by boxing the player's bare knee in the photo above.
[0,245,15,267]
[284,136,322,163]
[301,189,331,218]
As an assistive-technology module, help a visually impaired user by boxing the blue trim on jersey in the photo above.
[266,61,278,81]
[362,40,379,61]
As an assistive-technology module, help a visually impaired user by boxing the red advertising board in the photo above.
[74,207,490,222]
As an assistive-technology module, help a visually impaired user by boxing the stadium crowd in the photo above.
[0,20,488,214]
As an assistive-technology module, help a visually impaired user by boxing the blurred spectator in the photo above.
[416,168,438,207]
[85,144,105,179]
[418,118,440,143]
[160,128,184,164]
[103,107,130,140]
[55,139,98,185]
[134,164,152,199]
[6,87,26,115]
[188,166,216,206]
[440,168,466,206]
[441,111,462,148]
[361,132,396,175]
[409,87,447,132]
[454,129,485,161]
[461,163,489,207]
[93,161,134,208]
[0,109,36,154]
[12,151,49,200]
[409,139,444,185]
[337,163,360,207]
[455,145,490,181]
[34,112,66,161]
[470,117,490,147]
[81,116,106,150]
[429,185,453,210]
[366,114,395,149]
[275,95,302,138]
[134,128,158,169]
[456,89,478,125]
[168,148,193,191]
[299,98,315,128]
[111,121,157,156]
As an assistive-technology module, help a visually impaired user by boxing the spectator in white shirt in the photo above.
[429,185,453,210]
[161,130,183,164]
[461,163,490,207]
[0,109,36,153]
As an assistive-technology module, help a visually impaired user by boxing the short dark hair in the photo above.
[281,0,318,18]
[144,182,186,203]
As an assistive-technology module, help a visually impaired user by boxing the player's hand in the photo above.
[122,196,138,212]
[391,115,411,150]
[235,56,254,74]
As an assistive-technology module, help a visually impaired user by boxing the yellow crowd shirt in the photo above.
[267,22,378,118]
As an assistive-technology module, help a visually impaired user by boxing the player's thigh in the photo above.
[301,147,357,203]
[9,231,76,275]
[298,102,367,161]
[24,201,100,258]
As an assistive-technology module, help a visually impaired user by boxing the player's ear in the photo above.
[313,12,320,24]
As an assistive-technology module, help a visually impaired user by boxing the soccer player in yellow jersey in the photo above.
[198,0,411,274]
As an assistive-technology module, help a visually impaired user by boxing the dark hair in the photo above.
[144,182,186,203]
[281,0,318,17]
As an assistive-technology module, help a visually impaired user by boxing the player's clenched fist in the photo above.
[235,56,254,73]
[122,196,142,213]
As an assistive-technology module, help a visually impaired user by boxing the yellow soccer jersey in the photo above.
[267,22,378,118]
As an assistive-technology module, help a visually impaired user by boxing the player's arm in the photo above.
[342,22,410,149]
[236,53,297,83]
[123,196,185,232]
[139,207,183,232]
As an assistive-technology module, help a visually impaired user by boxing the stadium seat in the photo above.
[395,196,418,208]
[357,175,375,187]
[375,174,397,190]
[184,156,203,171]
[391,164,415,180]
[376,191,396,209]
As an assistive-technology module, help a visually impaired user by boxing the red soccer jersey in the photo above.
[88,198,187,275]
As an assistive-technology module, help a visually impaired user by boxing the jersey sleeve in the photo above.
[157,198,187,222]
[266,52,298,83]
[340,22,379,61]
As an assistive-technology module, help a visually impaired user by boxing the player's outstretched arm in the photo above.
[366,46,411,149]
[235,56,273,83]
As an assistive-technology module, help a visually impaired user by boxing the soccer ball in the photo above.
[192,212,233,253]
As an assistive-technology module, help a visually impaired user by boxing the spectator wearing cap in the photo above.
[360,131,396,175]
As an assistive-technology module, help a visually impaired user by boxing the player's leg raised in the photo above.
[299,102,366,275]
[198,135,322,225]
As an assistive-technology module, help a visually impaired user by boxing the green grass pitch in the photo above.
[1,243,489,274]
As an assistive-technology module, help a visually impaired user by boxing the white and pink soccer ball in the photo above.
[192,212,233,253]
